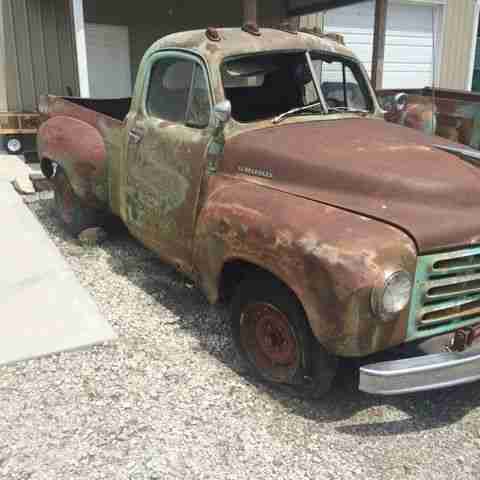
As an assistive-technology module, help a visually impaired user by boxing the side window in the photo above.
[146,56,211,128]
[186,65,211,128]
[146,58,194,122]
[314,60,368,110]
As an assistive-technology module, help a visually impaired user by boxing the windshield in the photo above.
[222,51,373,123]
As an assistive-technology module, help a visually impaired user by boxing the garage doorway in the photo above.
[324,1,443,89]
[85,24,132,98]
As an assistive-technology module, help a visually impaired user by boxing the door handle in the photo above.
[129,129,143,144]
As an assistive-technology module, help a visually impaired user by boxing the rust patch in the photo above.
[222,118,480,253]
[38,114,108,206]
[194,179,417,357]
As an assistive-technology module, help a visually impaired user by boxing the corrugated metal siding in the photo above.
[439,0,477,89]
[0,0,7,111]
[2,0,79,112]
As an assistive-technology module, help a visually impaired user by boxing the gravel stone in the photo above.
[1,197,480,479]
[78,227,109,246]
[12,176,35,195]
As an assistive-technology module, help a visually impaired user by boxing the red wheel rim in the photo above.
[240,302,299,382]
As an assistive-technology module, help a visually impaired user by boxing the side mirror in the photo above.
[393,92,408,112]
[213,100,232,124]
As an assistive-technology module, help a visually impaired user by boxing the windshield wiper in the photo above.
[327,106,370,115]
[273,102,324,124]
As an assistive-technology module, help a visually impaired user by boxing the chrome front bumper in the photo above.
[359,346,480,395]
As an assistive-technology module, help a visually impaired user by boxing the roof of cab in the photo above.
[144,27,355,63]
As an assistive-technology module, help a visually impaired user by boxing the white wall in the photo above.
[302,0,445,89]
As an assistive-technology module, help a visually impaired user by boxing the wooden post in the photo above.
[371,0,388,90]
[243,0,258,28]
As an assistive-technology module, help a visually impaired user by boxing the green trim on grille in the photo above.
[407,246,480,342]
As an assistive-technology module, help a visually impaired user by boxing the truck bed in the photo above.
[62,97,131,122]
[377,87,480,149]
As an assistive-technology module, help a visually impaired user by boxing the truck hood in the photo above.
[223,118,480,253]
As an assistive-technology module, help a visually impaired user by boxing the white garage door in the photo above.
[85,24,132,98]
[324,1,442,88]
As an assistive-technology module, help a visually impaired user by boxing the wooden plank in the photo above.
[0,129,38,134]
[371,0,388,90]
[0,112,40,134]
[0,112,40,117]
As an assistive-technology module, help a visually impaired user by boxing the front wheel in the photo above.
[231,275,337,399]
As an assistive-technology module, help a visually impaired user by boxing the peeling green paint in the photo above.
[407,246,480,341]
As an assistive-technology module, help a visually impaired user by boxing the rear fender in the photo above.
[38,116,108,208]
[194,179,417,356]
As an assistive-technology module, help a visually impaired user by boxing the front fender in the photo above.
[194,178,417,356]
[38,116,108,207]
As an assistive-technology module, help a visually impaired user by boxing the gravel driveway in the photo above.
[1,197,480,480]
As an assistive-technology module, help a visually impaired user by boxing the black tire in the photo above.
[4,135,23,155]
[52,167,103,237]
[231,275,337,399]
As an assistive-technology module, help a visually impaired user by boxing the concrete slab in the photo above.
[0,153,36,195]
[0,154,31,182]
[0,181,116,366]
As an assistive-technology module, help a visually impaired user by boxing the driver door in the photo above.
[124,51,213,273]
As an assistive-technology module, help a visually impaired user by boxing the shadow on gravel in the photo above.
[97,227,480,439]
[286,363,480,437]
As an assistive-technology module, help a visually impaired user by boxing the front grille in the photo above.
[407,246,480,340]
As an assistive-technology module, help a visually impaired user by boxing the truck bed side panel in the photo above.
[38,96,126,215]
[377,87,480,149]
[38,115,108,206]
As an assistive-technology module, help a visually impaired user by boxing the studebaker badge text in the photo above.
[237,165,273,179]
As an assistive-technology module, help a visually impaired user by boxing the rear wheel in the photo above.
[52,167,103,236]
[231,275,337,399]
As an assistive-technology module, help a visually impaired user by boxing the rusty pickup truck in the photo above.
[38,27,480,397]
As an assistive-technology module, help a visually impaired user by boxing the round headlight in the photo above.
[371,271,412,320]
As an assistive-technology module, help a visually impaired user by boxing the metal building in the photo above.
[0,0,79,112]
[1,0,480,113]
[302,0,480,91]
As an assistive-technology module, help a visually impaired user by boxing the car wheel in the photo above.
[4,136,23,155]
[52,166,102,237]
[231,275,337,399]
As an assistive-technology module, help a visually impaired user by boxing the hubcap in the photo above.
[7,138,21,153]
[240,302,299,382]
